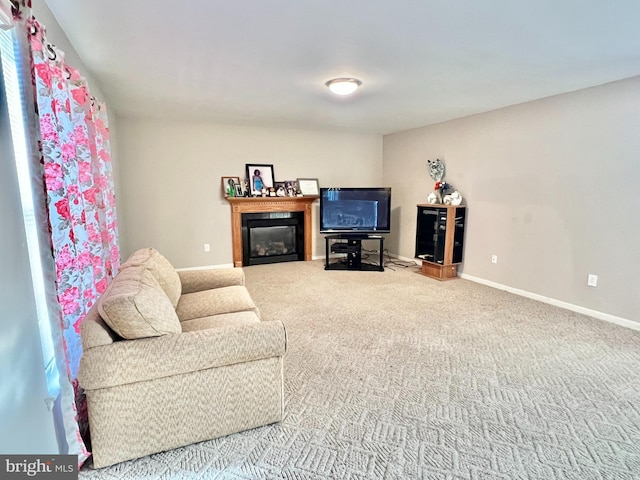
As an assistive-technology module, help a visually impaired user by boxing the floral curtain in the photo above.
[30,18,119,377]
[8,0,119,466]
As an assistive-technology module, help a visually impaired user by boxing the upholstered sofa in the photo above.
[78,248,286,468]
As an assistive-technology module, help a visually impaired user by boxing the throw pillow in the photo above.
[120,247,182,307]
[98,266,181,339]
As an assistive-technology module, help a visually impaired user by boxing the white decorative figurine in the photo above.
[449,191,462,205]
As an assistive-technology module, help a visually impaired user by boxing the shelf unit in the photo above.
[324,235,384,272]
[415,204,466,280]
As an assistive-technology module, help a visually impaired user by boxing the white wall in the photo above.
[116,118,382,267]
[384,76,640,323]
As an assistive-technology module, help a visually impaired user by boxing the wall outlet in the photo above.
[587,274,598,287]
[204,243,210,252]
[491,255,498,264]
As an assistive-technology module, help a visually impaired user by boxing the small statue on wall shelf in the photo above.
[427,158,445,182]
[444,191,463,205]
[426,158,463,205]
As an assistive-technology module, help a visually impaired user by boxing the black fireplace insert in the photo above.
[241,212,304,265]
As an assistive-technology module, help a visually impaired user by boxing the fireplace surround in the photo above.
[226,197,318,267]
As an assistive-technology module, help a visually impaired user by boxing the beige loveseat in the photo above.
[78,248,286,468]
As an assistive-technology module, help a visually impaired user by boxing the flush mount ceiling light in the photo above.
[326,78,362,96]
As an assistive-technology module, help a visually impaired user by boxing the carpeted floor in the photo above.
[80,260,640,479]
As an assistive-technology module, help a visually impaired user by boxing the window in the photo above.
[0,27,60,404]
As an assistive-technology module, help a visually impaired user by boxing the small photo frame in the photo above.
[297,178,319,196]
[274,182,287,197]
[283,180,298,197]
[221,176,241,197]
[234,183,244,197]
[246,164,275,196]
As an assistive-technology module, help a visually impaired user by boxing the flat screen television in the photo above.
[319,187,391,236]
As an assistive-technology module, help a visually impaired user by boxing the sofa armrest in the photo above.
[178,268,245,294]
[79,320,286,391]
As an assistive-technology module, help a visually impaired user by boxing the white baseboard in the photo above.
[392,252,637,330]
[460,273,639,331]
[175,263,234,271]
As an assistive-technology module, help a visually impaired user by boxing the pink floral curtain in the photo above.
[31,18,119,377]
[8,1,119,466]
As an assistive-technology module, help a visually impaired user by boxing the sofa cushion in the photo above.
[176,285,260,322]
[180,311,260,332]
[81,303,117,348]
[98,266,181,339]
[178,267,245,294]
[120,248,182,307]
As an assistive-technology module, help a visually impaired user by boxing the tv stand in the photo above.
[324,234,384,272]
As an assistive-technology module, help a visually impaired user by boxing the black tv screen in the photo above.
[320,187,391,235]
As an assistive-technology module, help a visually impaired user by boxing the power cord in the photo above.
[382,249,420,271]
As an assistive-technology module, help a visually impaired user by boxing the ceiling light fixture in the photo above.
[326,78,362,96]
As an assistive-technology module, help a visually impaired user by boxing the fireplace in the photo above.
[242,212,304,265]
[226,197,318,268]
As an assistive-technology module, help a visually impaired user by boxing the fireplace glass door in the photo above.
[242,213,304,265]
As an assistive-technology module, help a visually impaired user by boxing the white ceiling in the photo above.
[44,0,640,135]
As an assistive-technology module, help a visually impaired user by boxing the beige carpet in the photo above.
[80,260,640,479]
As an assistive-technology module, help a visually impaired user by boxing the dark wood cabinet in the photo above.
[415,204,466,280]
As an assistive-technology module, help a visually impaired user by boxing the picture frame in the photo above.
[297,178,319,196]
[274,182,287,197]
[245,164,275,196]
[283,180,299,197]
[221,176,241,197]
[234,183,244,197]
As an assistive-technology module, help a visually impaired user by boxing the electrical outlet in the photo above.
[491,255,498,264]
[587,274,598,287]
[204,243,210,252]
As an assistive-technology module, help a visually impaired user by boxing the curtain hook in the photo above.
[47,44,56,61]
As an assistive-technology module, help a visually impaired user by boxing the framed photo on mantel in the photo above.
[297,178,319,196]
[221,176,240,197]
[246,164,274,196]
